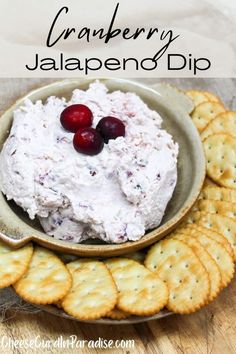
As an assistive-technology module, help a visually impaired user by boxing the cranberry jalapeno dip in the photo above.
[0,82,178,244]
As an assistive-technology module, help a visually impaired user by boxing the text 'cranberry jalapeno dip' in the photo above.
[0,82,178,244]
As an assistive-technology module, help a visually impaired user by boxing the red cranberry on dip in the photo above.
[60,104,93,133]
[96,116,125,143]
[73,127,104,156]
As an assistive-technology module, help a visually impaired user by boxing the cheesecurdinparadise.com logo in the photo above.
[25,3,211,75]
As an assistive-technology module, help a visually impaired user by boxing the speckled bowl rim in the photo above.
[0,78,206,256]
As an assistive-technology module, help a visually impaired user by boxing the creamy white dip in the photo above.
[0,82,178,243]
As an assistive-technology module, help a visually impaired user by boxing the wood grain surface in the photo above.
[0,78,235,354]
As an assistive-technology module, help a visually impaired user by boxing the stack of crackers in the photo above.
[187,89,236,190]
[0,88,235,322]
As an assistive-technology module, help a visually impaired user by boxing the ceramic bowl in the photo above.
[0,78,205,256]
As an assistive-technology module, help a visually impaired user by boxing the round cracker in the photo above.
[145,239,210,314]
[203,91,221,103]
[200,185,236,204]
[106,308,130,320]
[189,224,234,258]
[201,111,236,141]
[171,234,221,302]
[178,225,234,288]
[0,242,33,288]
[185,90,209,107]
[203,133,236,189]
[186,211,236,260]
[191,102,225,133]
[196,199,236,219]
[62,260,117,320]
[14,246,72,305]
[105,258,168,316]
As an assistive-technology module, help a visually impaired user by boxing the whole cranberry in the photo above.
[60,104,93,133]
[96,116,125,143]
[73,128,104,155]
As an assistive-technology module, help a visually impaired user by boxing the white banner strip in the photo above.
[0,0,235,77]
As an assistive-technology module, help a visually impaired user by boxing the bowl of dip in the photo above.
[0,78,205,256]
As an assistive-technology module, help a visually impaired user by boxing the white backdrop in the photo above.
[0,0,235,77]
